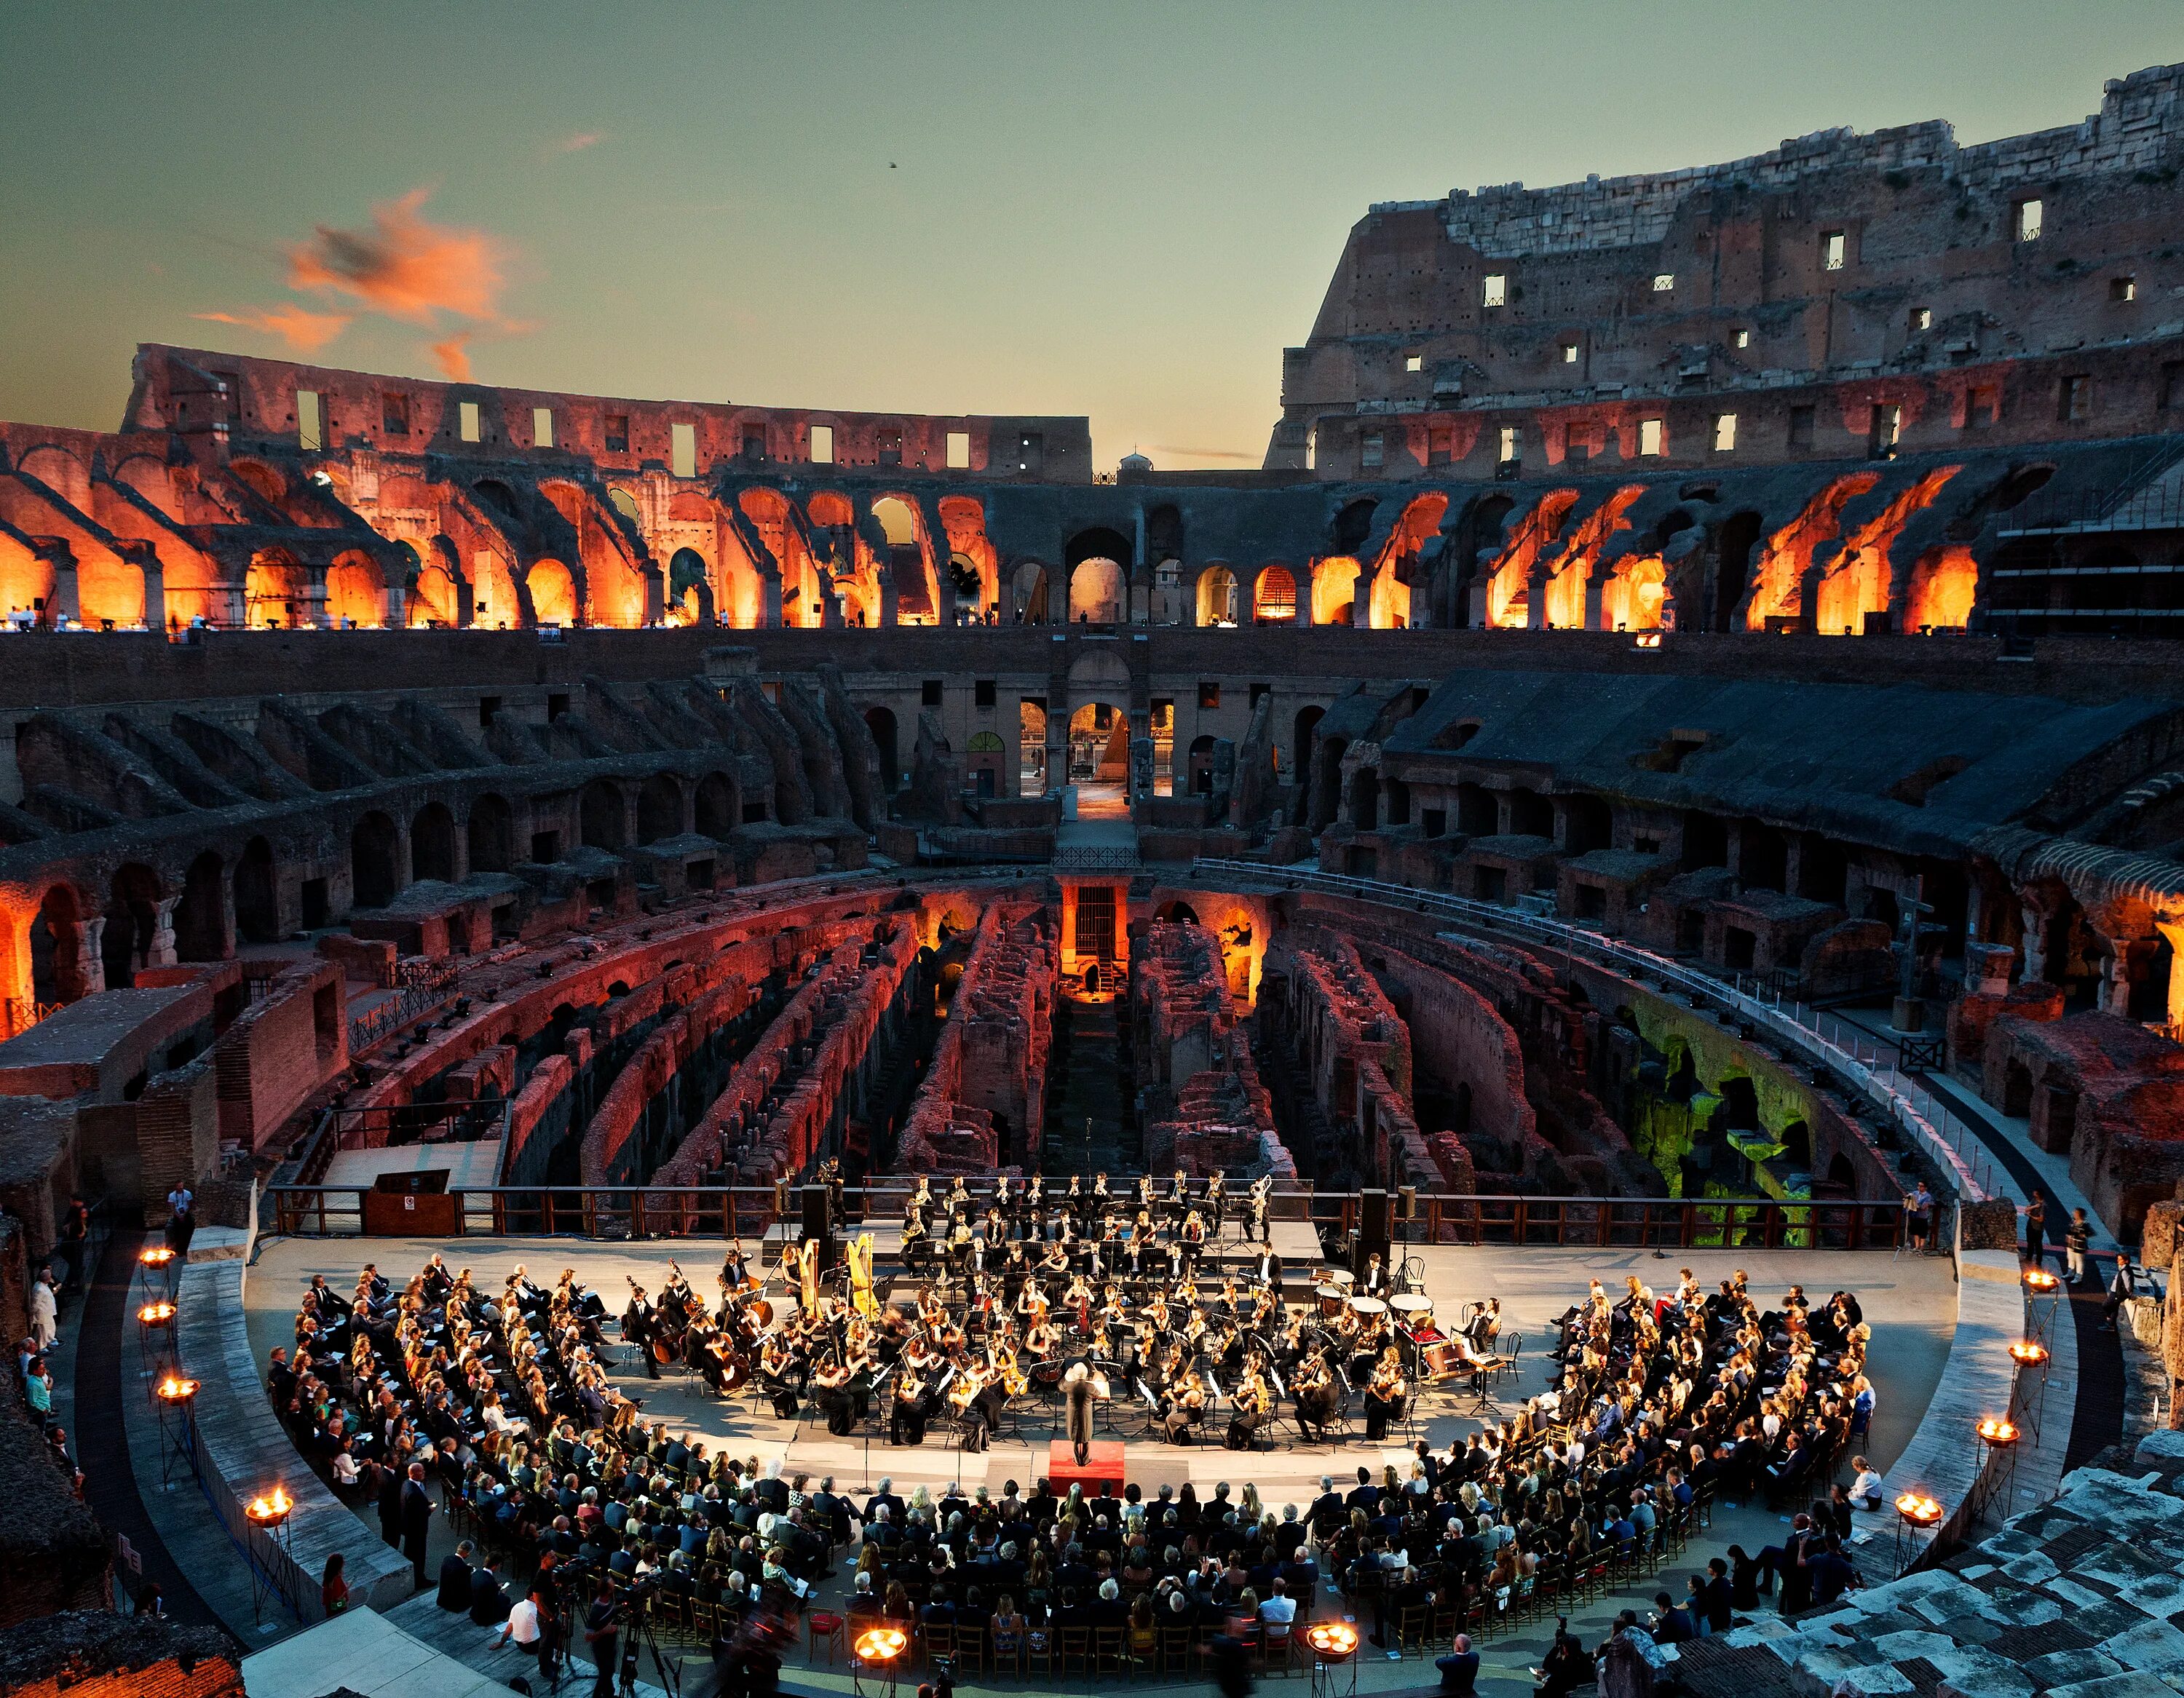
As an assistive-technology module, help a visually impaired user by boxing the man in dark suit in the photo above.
[438,1541,475,1612]
[378,1462,405,1549]
[1252,1247,1283,1292]
[1308,1476,1346,1528]
[400,1461,435,1590]
[863,1478,905,1529]
[1345,1467,1380,1515]
[469,1560,509,1627]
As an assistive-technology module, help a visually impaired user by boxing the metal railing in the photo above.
[258,1178,1899,1250]
[1195,859,1998,1202]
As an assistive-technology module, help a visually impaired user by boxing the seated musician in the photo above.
[1294,1349,1341,1443]
[1359,1253,1390,1298]
[813,1354,859,1435]
[759,1334,802,1419]
[1181,1210,1207,1274]
[890,1362,931,1445]
[1363,1345,1408,1441]
[1227,1357,1273,1451]
[1161,1368,1209,1443]
[1037,1237,1070,1277]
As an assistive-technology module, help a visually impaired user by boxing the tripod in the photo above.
[619,1593,681,1697]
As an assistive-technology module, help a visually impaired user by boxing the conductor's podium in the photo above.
[1045,1439,1126,1493]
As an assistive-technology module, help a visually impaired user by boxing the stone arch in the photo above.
[1155,900,1200,926]
[695,771,735,838]
[1712,511,1762,632]
[102,862,162,990]
[667,547,713,627]
[1292,705,1324,784]
[467,794,513,873]
[1189,733,1217,796]
[1068,557,1125,624]
[1010,559,1051,624]
[1254,564,1298,624]
[472,550,524,629]
[1312,556,1361,625]
[636,774,684,845]
[31,884,86,1004]
[863,708,900,794]
[0,537,57,625]
[351,812,400,908]
[233,838,279,944]
[325,550,387,627]
[1195,564,1239,627]
[174,849,228,961]
[528,558,578,627]
[411,801,457,882]
[580,779,627,851]
[245,550,310,629]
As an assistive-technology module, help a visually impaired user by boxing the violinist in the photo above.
[813,1350,859,1435]
[890,1360,933,1445]
[1363,1344,1409,1441]
[1160,1367,1208,1444]
[1294,1347,1341,1443]
[1228,1357,1273,1451]
[759,1332,802,1420]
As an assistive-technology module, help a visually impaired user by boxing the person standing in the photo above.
[2065,1208,2092,1286]
[1062,1360,1107,1468]
[582,1576,620,1698]
[28,1268,58,1352]
[400,1461,435,1590]
[2102,1255,2137,1333]
[2022,1193,2047,1271]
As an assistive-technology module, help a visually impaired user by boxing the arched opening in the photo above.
[31,885,84,1003]
[871,497,933,626]
[1068,702,1131,813]
[636,774,683,844]
[1507,788,1553,838]
[174,850,227,961]
[233,838,278,944]
[101,864,162,991]
[1068,557,1125,624]
[472,550,522,629]
[1781,1119,1812,1169]
[245,550,309,629]
[1018,699,1048,796]
[580,780,627,852]
[527,558,578,627]
[467,795,513,874]
[666,547,713,627]
[1155,901,1200,927]
[1254,565,1299,625]
[1189,733,1217,797]
[0,545,58,627]
[409,801,456,882]
[1010,560,1051,624]
[1564,793,1613,854]
[1195,566,1238,628]
[1825,1153,1858,1192]
[1292,705,1324,785]
[408,552,459,629]
[695,772,735,839]
[1313,737,1349,829]
[1350,766,1380,831]
[1312,557,1361,625]
[864,707,900,794]
[350,812,400,909]
[1712,512,1762,632]
[325,552,387,627]
[967,730,1005,798]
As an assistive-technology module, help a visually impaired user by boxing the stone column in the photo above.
[2020,900,2049,984]
[148,897,181,969]
[78,917,106,996]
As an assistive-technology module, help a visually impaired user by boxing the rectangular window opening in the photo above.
[1497,425,1519,465]
[1197,682,1220,710]
[2015,198,2043,242]
[922,679,944,707]
[2060,374,2092,423]
[1637,418,1663,457]
[459,400,481,443]
[2111,276,2137,303]
[671,421,697,478]
[1405,354,1423,373]
[1651,273,1675,293]
[1482,273,1507,308]
[945,429,971,469]
[1360,432,1384,469]
[1712,413,1737,453]
[1788,405,1816,450]
[1733,329,1750,349]
[1562,342,1579,363]
[741,428,766,463]
[531,406,553,448]
[604,413,629,453]
[974,679,996,708]
[1911,307,1932,331]
[296,389,323,452]
[381,392,410,435]
[1822,230,1846,271]
[809,423,834,464]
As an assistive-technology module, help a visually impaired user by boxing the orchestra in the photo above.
[590,1171,1489,1454]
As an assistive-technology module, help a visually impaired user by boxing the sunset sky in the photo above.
[4,1,2180,469]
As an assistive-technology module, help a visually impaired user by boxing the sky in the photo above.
[3,1,2181,469]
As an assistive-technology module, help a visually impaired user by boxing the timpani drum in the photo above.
[1390,1293,1434,1329]
[1317,1269,1354,1318]
[1348,1295,1388,1320]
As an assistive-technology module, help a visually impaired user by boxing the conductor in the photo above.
[1061,1357,1109,1467]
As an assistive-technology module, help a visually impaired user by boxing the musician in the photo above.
[1062,1358,1109,1465]
[1248,1175,1274,1245]
[759,1333,802,1420]
[721,1241,753,1293]
[1205,1171,1226,1229]
[621,1282,663,1381]
[813,1352,859,1435]
[1251,1245,1285,1293]
[1294,1348,1341,1443]
[1363,1345,1409,1441]
[1228,1357,1273,1451]
[1359,1253,1390,1298]
[1160,1367,1207,1444]
[1181,1210,1208,1274]
[890,1360,933,1445]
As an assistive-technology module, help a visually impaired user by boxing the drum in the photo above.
[1348,1296,1388,1318]
[1317,1270,1355,1318]
[1390,1294,1434,1328]
[1419,1341,1457,1381]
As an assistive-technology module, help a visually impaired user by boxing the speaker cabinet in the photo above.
[802,1183,838,1274]
[1355,1188,1393,1279]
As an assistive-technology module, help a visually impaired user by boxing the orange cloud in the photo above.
[193,304,353,353]
[430,333,473,381]
[553,131,604,154]
[288,189,507,325]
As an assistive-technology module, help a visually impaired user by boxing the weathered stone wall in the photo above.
[895,902,1056,1173]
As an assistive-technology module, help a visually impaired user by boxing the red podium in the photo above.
[1045,1439,1125,1493]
